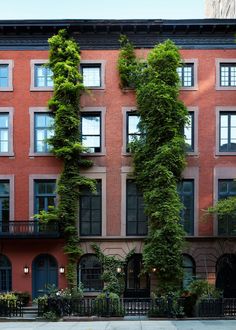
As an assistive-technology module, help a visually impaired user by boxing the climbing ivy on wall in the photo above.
[118,36,188,292]
[48,29,96,287]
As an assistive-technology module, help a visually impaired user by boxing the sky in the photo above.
[0,0,205,20]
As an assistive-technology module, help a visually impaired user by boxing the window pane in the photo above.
[82,116,100,135]
[128,115,140,134]
[178,180,194,235]
[82,66,101,87]
[0,65,9,87]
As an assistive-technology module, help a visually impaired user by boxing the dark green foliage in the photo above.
[48,30,95,287]
[91,243,134,296]
[118,38,188,292]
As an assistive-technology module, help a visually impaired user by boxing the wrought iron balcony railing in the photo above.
[0,221,60,238]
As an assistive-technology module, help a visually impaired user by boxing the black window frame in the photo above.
[219,112,236,152]
[81,64,102,88]
[80,179,102,236]
[126,179,148,236]
[126,112,141,152]
[220,63,236,87]
[177,63,194,87]
[185,111,194,152]
[218,179,236,236]
[81,112,101,153]
[0,254,12,292]
[178,179,194,236]
[78,254,103,292]
[34,179,56,215]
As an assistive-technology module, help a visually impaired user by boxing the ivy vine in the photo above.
[118,36,188,292]
[47,29,96,287]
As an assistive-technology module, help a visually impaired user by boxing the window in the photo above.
[126,180,148,236]
[34,113,54,153]
[34,180,56,215]
[178,180,194,235]
[0,181,9,233]
[34,64,53,88]
[0,255,12,292]
[185,112,194,152]
[81,113,101,153]
[220,63,236,87]
[0,64,9,88]
[80,180,101,236]
[81,64,101,88]
[78,254,103,292]
[182,254,195,289]
[218,179,236,236]
[0,113,9,153]
[177,63,194,87]
[126,113,141,152]
[219,112,236,152]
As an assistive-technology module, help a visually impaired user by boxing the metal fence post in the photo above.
[106,291,110,317]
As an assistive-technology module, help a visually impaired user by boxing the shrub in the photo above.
[188,279,222,299]
[42,311,59,321]
[93,292,124,317]
[13,291,30,306]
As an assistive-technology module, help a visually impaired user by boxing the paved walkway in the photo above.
[0,320,236,330]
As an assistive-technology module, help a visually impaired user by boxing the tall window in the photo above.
[178,180,194,235]
[34,113,54,153]
[218,179,236,236]
[81,64,101,88]
[34,64,53,88]
[126,113,141,152]
[177,63,194,87]
[80,180,101,236]
[81,113,101,153]
[0,181,9,233]
[78,254,103,292]
[219,112,236,152]
[220,64,236,87]
[0,255,12,292]
[0,64,9,88]
[0,113,9,153]
[34,180,56,215]
[184,112,194,152]
[126,180,148,236]
[182,254,195,289]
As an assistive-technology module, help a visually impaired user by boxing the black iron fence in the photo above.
[0,300,23,317]
[198,298,236,317]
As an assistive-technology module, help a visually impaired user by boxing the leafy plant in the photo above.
[93,292,124,317]
[47,29,96,287]
[188,279,222,299]
[118,37,188,292]
[42,311,59,321]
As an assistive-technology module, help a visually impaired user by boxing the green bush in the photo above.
[0,292,17,307]
[188,280,222,299]
[93,292,124,317]
[13,291,30,306]
[42,311,59,321]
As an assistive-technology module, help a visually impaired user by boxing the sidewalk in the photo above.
[0,320,236,330]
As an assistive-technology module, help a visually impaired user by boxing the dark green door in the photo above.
[32,254,58,299]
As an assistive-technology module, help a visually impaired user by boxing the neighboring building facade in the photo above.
[205,0,236,18]
[1,19,236,299]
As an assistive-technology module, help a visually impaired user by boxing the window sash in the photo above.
[34,180,56,215]
[80,180,102,236]
[0,113,9,153]
[81,113,101,153]
[220,64,236,87]
[184,112,194,152]
[81,65,101,87]
[219,112,236,152]
[34,64,53,87]
[178,180,194,235]
[126,180,148,236]
[177,64,194,87]
[34,113,54,153]
[0,64,9,88]
[126,113,141,152]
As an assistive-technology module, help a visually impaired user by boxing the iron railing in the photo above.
[198,298,236,317]
[0,300,23,317]
[0,221,60,238]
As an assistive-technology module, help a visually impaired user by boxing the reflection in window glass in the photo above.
[81,113,101,153]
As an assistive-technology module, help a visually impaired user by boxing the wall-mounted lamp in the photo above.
[24,266,29,274]
[59,266,65,274]
[152,267,157,273]
[116,267,122,273]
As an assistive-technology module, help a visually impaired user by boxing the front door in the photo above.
[124,254,150,298]
[32,254,58,299]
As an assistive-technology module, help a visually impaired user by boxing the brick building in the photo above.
[1,19,236,299]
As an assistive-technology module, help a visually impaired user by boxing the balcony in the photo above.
[0,221,60,238]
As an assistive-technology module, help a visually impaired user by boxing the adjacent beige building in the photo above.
[205,0,236,18]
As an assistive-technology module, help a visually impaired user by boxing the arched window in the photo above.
[183,254,195,289]
[0,254,12,292]
[78,254,102,292]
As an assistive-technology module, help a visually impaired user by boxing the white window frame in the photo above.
[29,107,54,157]
[0,60,13,91]
[0,107,14,156]
[30,60,53,91]
[80,60,106,90]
